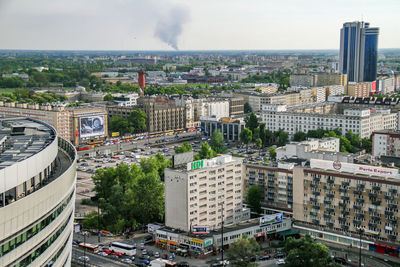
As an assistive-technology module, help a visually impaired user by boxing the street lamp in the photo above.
[358,227,364,267]
[81,231,88,267]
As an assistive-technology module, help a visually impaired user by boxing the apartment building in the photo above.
[290,73,347,87]
[261,104,397,139]
[372,130,400,158]
[293,159,400,256]
[377,76,395,95]
[347,82,374,97]
[0,102,71,141]
[244,162,295,213]
[165,155,247,232]
[228,96,244,117]
[138,96,185,133]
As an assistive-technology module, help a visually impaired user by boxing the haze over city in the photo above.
[0,0,399,50]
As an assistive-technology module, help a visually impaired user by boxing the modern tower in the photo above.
[339,21,379,82]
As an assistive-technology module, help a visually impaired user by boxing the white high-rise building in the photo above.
[165,155,248,232]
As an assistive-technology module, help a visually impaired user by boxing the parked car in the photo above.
[78,256,90,262]
[121,258,133,263]
[277,259,286,265]
[154,251,160,258]
[274,253,285,259]
[259,255,271,260]
[333,257,347,265]
[140,259,150,265]
[142,249,147,255]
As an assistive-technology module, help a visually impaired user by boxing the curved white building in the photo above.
[0,118,77,267]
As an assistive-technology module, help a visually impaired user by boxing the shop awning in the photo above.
[278,229,299,237]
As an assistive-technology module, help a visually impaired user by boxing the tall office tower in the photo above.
[339,21,379,82]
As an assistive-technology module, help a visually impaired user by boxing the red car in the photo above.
[102,249,112,255]
[112,252,124,258]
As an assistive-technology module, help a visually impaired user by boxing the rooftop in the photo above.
[0,118,55,169]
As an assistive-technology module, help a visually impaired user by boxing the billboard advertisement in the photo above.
[193,226,210,234]
[310,159,400,179]
[260,213,283,227]
[80,116,105,138]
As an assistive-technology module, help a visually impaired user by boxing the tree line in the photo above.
[108,109,147,135]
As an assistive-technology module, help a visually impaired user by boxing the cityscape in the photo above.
[1,1,400,267]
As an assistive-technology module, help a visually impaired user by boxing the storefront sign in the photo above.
[191,238,203,244]
[189,160,204,170]
[167,240,178,245]
[310,159,400,179]
[203,238,213,247]
[260,213,283,227]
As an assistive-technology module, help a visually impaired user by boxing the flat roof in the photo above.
[0,117,55,169]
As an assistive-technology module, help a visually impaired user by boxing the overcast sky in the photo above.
[0,0,398,51]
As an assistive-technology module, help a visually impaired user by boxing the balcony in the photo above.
[312,219,320,225]
[385,195,394,200]
[353,190,362,195]
[341,225,349,230]
[267,197,274,201]
[341,196,350,201]
[312,191,321,196]
[353,219,361,225]
[314,177,321,182]
[327,193,335,198]
[343,211,350,216]
[390,189,397,194]
[389,204,398,209]
[310,183,315,188]
[357,184,365,189]
[326,208,335,213]
[369,192,378,198]
[310,211,317,216]
[385,211,394,216]
[338,202,345,207]
[313,205,321,210]
[268,185,275,189]
[324,200,331,205]
[287,188,293,192]
[342,182,350,187]
[388,235,397,240]
[327,179,334,184]
[371,215,381,221]
[368,222,376,228]
[353,205,361,210]
[327,222,334,228]
[372,186,381,191]
[355,198,365,204]
[372,200,382,205]
[339,188,347,193]
[355,214,365,219]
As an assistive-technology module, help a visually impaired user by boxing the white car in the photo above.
[121,258,133,264]
[78,256,90,262]
[277,259,285,265]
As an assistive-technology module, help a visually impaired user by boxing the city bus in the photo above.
[76,145,91,151]
[110,242,136,256]
[79,243,99,253]
[88,140,103,147]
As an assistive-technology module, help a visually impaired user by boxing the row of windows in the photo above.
[13,213,73,267]
[0,190,74,258]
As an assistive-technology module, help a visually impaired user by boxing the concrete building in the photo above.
[290,74,313,87]
[200,99,229,119]
[261,104,397,139]
[254,83,279,94]
[113,93,139,107]
[377,76,395,95]
[0,118,76,266]
[293,159,400,256]
[200,117,245,142]
[290,73,347,87]
[347,82,374,97]
[372,130,400,158]
[138,96,185,133]
[165,155,248,232]
[244,162,297,213]
[228,97,244,117]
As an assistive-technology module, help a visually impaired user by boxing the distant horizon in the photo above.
[1,1,399,51]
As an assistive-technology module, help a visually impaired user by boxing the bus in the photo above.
[79,243,99,253]
[76,145,91,151]
[88,140,103,147]
[110,242,136,256]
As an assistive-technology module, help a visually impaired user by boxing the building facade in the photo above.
[339,21,379,82]
[293,159,400,256]
[165,155,246,232]
[200,117,245,142]
[261,104,397,139]
[372,130,400,158]
[0,118,77,266]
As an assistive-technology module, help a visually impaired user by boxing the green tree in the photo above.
[246,185,264,215]
[109,116,130,135]
[293,131,307,142]
[129,109,147,133]
[174,142,193,153]
[361,138,372,153]
[240,128,252,152]
[210,130,226,154]
[103,94,114,101]
[82,210,99,230]
[258,123,267,147]
[226,236,261,267]
[196,142,216,160]
[244,102,252,113]
[269,146,276,161]
[256,138,262,156]
[345,130,360,147]
[245,112,259,133]
[283,235,339,267]
[277,130,289,147]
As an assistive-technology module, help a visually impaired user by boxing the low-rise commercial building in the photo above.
[200,117,245,142]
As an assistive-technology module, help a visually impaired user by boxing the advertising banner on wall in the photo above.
[260,213,283,227]
[80,116,105,138]
[310,159,400,179]
[193,226,210,234]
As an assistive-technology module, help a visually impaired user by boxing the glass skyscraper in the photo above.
[339,21,379,82]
